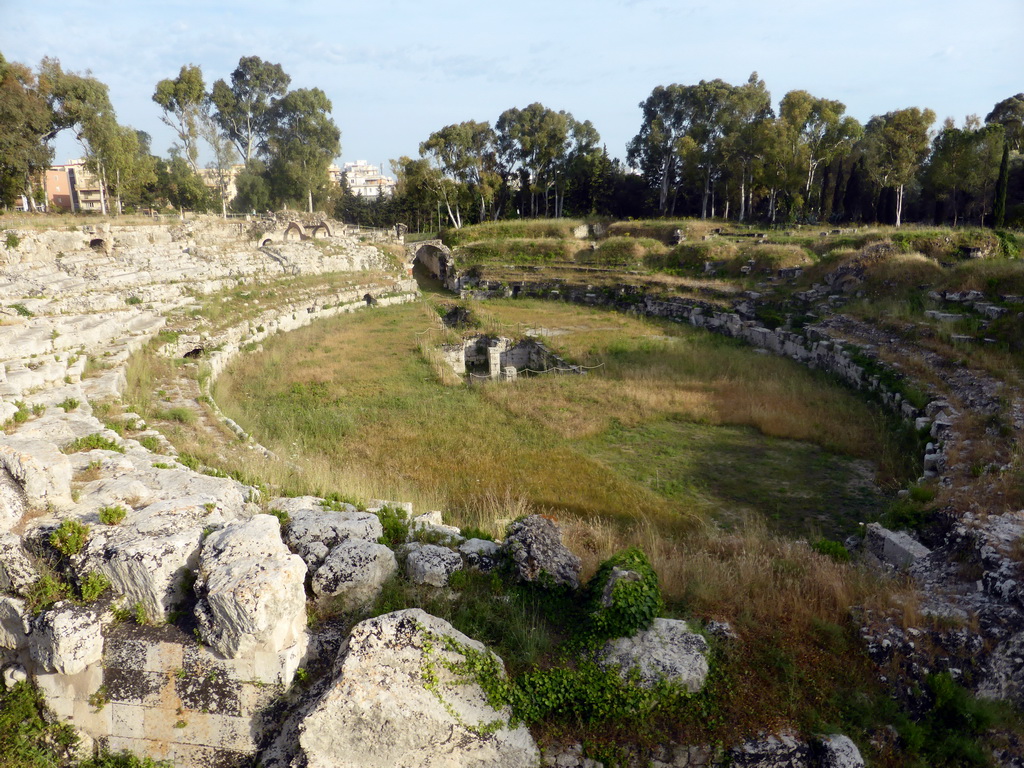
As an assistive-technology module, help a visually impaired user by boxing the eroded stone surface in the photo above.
[312,537,397,605]
[280,502,383,569]
[298,609,539,768]
[599,618,709,692]
[502,515,580,590]
[29,602,102,675]
[405,543,463,587]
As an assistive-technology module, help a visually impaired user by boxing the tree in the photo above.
[264,87,340,212]
[153,151,213,214]
[719,73,773,222]
[209,56,290,164]
[627,84,694,215]
[231,159,272,213]
[0,55,52,209]
[985,94,1024,227]
[862,107,936,226]
[495,103,576,217]
[925,117,1004,225]
[199,115,239,217]
[152,65,206,173]
[420,121,497,227]
[389,155,444,232]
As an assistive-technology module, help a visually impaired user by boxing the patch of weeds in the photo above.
[50,519,89,556]
[584,547,663,644]
[0,680,80,766]
[155,406,195,424]
[812,539,851,562]
[177,452,200,470]
[31,403,45,416]
[459,526,495,541]
[202,466,228,478]
[88,685,109,712]
[138,435,161,452]
[152,461,175,469]
[9,302,32,317]
[79,571,111,602]
[125,296,143,306]
[62,433,125,454]
[377,505,410,548]
[10,400,30,424]
[4,232,20,249]
[57,397,80,412]
[267,508,289,526]
[112,601,149,626]
[321,491,363,511]
[99,504,128,525]
[25,573,72,614]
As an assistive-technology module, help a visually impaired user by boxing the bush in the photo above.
[50,519,89,556]
[812,539,850,562]
[585,548,663,643]
[25,574,72,613]
[62,434,124,454]
[58,397,80,412]
[99,505,127,525]
[377,505,409,548]
[9,302,33,317]
[79,571,111,602]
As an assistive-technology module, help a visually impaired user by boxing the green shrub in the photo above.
[177,452,200,470]
[585,548,663,643]
[62,434,125,454]
[25,574,72,613]
[0,680,79,766]
[125,296,143,306]
[4,232,20,250]
[138,435,161,452]
[155,407,195,424]
[79,748,173,767]
[812,539,850,562]
[377,505,410,548]
[267,508,289,526]
[50,519,89,556]
[57,397,80,412]
[459,526,495,542]
[79,571,111,602]
[99,505,127,525]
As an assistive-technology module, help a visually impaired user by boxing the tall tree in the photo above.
[0,55,52,209]
[199,115,240,217]
[209,56,290,164]
[862,107,936,227]
[720,73,773,222]
[985,94,1024,227]
[264,87,340,212]
[627,84,695,215]
[152,64,206,173]
[420,121,496,227]
[496,103,575,217]
[926,117,1004,225]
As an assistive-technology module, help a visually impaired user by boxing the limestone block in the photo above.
[405,544,463,587]
[29,603,103,675]
[865,523,931,569]
[0,532,36,592]
[312,537,397,604]
[502,515,581,590]
[0,437,73,512]
[280,503,383,568]
[195,515,307,658]
[817,734,865,768]
[459,538,501,571]
[81,499,208,620]
[298,609,539,768]
[0,597,30,649]
[599,618,709,693]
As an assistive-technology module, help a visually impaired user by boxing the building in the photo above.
[198,165,244,205]
[335,161,396,198]
[45,161,105,213]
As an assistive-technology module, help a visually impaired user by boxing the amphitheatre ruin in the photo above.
[1,213,1023,768]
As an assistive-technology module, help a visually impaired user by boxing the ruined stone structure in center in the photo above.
[441,335,584,382]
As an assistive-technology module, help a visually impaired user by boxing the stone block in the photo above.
[71,697,113,737]
[866,523,931,569]
[110,703,146,740]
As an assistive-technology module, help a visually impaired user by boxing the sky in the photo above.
[1,0,1021,176]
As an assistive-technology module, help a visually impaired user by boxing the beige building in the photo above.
[46,161,105,213]
[198,164,244,205]
[335,161,396,198]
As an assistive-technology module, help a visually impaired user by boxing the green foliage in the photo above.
[10,400,30,423]
[9,302,33,317]
[320,491,362,511]
[459,526,495,542]
[79,571,111,602]
[24,574,72,614]
[881,490,936,532]
[585,548,663,643]
[138,435,161,452]
[125,296,143,306]
[62,433,125,454]
[267,508,289,526]
[112,601,149,626]
[377,505,410,548]
[177,452,200,470]
[79,749,172,768]
[50,519,89,556]
[155,406,195,424]
[57,397,80,412]
[0,680,79,767]
[98,504,127,525]
[5,232,20,249]
[811,539,850,562]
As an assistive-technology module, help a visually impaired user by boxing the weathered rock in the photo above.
[977,629,1024,705]
[0,596,31,649]
[459,538,501,571]
[297,609,539,768]
[195,514,307,658]
[0,437,73,513]
[29,602,102,675]
[280,503,383,569]
[0,532,38,594]
[599,618,709,692]
[405,544,463,587]
[502,515,580,590]
[599,567,642,608]
[816,734,865,768]
[1,663,27,688]
[0,466,27,532]
[312,537,397,605]
[865,523,930,569]
[80,497,214,620]
[728,732,810,767]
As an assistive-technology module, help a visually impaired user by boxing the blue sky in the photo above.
[1,0,1020,175]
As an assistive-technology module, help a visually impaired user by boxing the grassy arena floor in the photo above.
[213,297,899,539]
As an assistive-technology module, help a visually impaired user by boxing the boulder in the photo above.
[0,597,30,649]
[0,437,73,514]
[312,537,397,605]
[281,504,383,569]
[195,514,307,658]
[728,732,810,767]
[502,515,580,590]
[0,467,27,532]
[599,618,709,692]
[298,609,539,768]
[80,497,215,620]
[865,523,930,569]
[816,734,865,768]
[29,602,102,675]
[459,538,501,572]
[0,533,38,594]
[405,544,463,587]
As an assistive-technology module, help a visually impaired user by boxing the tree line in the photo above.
[0,54,340,215]
[2,54,1022,229]
[370,74,1023,231]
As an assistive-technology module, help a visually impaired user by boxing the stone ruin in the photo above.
[440,334,585,383]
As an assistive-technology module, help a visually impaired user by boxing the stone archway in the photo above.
[310,221,333,239]
[407,240,454,284]
[283,222,305,242]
